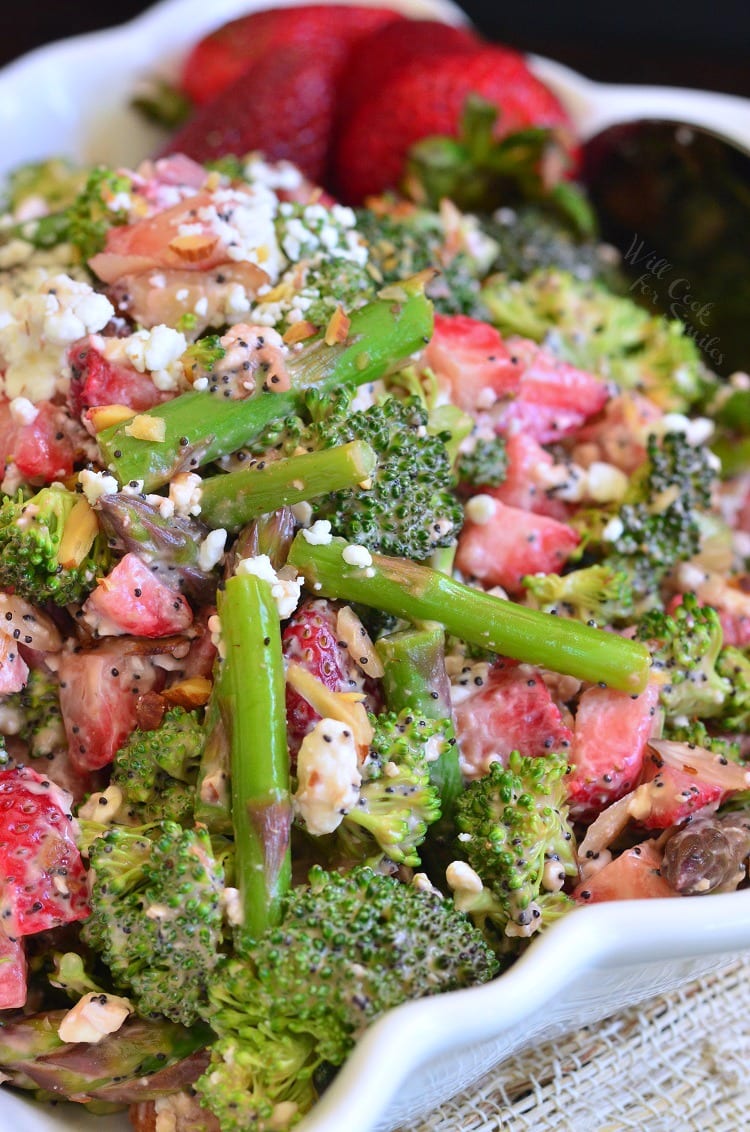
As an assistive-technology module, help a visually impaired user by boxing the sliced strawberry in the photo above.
[335,45,575,204]
[423,314,523,413]
[573,840,677,903]
[0,930,27,1009]
[68,339,164,415]
[494,338,610,443]
[58,647,158,772]
[453,661,573,779]
[631,740,750,830]
[0,765,90,937]
[106,262,265,332]
[82,553,194,639]
[8,401,75,484]
[573,392,662,475]
[180,4,403,106]
[282,598,374,756]
[488,431,569,520]
[456,498,580,594]
[566,682,660,822]
[0,633,29,694]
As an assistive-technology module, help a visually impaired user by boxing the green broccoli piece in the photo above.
[110,708,205,826]
[332,710,446,867]
[9,165,133,258]
[82,823,224,1025]
[0,485,112,606]
[296,393,463,561]
[664,718,740,763]
[575,431,717,600]
[9,667,65,758]
[455,751,577,937]
[3,158,86,215]
[523,563,635,626]
[456,436,509,488]
[483,204,624,286]
[637,594,731,720]
[182,333,227,381]
[196,865,498,1131]
[716,646,750,732]
[482,268,715,411]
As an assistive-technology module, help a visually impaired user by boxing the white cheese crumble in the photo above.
[0,273,113,401]
[292,718,362,836]
[302,519,333,545]
[465,494,497,525]
[235,554,303,619]
[8,396,38,425]
[79,468,119,504]
[58,993,132,1045]
[168,472,203,517]
[111,324,187,392]
[342,543,373,568]
[197,528,227,572]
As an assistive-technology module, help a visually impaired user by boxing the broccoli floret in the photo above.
[523,563,635,626]
[575,431,717,600]
[0,486,112,606]
[664,718,740,763]
[295,394,462,561]
[333,710,446,867]
[82,823,224,1025]
[637,594,731,719]
[182,333,227,382]
[483,204,624,287]
[110,708,205,826]
[3,158,86,215]
[482,268,715,411]
[356,200,495,318]
[454,751,577,937]
[8,667,65,758]
[10,165,133,259]
[716,646,750,732]
[196,865,498,1131]
[456,436,509,489]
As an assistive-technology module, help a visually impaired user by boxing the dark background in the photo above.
[3,1,750,96]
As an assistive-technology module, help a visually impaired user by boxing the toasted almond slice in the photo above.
[87,404,137,433]
[324,305,351,346]
[58,497,99,569]
[162,676,213,709]
[286,662,373,754]
[168,233,218,261]
[283,320,318,345]
[336,606,384,679]
[124,415,167,443]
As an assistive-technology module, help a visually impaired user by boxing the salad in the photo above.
[0,5,749,1132]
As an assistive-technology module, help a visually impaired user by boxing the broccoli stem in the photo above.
[217,574,292,944]
[287,535,652,693]
[199,440,376,532]
[377,624,463,819]
[98,288,433,491]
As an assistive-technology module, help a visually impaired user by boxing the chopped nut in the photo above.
[86,404,138,432]
[336,605,384,678]
[162,676,213,708]
[57,497,99,569]
[124,415,167,443]
[168,233,218,262]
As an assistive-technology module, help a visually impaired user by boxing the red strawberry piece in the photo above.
[488,431,569,520]
[494,338,610,444]
[453,660,573,779]
[335,18,479,129]
[423,314,523,412]
[180,4,404,106]
[0,633,29,694]
[456,497,580,594]
[0,930,27,1008]
[83,553,194,639]
[573,840,677,903]
[566,683,660,822]
[2,400,75,485]
[0,765,90,938]
[68,339,165,415]
[58,647,158,772]
[631,740,750,831]
[335,45,574,204]
[282,598,376,756]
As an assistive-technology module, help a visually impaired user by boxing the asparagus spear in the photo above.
[217,573,292,945]
[98,287,433,491]
[376,623,463,818]
[287,534,652,693]
[199,439,376,532]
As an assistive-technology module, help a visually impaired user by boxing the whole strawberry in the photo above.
[179,3,403,106]
[334,45,576,205]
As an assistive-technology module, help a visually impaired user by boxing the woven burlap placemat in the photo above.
[401,954,750,1131]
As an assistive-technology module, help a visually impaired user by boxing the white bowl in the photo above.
[1,3,749,1131]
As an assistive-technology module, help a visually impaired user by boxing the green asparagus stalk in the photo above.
[287,534,652,693]
[217,573,292,944]
[194,683,232,835]
[228,506,296,572]
[98,287,433,491]
[377,623,463,819]
[199,439,376,531]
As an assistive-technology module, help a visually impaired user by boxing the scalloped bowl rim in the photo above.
[0,3,749,1131]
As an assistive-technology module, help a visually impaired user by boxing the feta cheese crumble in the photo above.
[235,554,303,619]
[292,718,362,836]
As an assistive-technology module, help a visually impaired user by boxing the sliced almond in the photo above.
[124,415,167,443]
[86,404,137,433]
[168,233,218,262]
[162,676,213,709]
[286,662,373,755]
[58,497,99,569]
[283,320,318,345]
[336,606,384,679]
[324,305,351,346]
